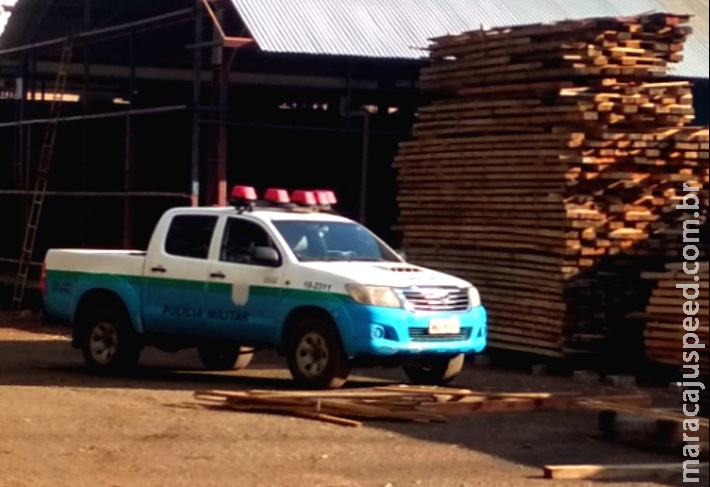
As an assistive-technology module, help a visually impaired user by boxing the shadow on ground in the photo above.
[0,321,705,487]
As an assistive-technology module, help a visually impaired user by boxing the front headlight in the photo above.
[468,286,481,308]
[346,284,402,308]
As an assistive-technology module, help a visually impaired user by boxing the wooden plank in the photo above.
[542,463,704,480]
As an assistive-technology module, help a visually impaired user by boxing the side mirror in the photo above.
[396,250,407,261]
[251,246,280,267]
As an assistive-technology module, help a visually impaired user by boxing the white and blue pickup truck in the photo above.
[42,186,487,389]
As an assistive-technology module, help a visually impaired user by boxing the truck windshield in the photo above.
[271,220,400,262]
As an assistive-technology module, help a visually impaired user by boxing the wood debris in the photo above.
[394,12,708,358]
[193,385,651,427]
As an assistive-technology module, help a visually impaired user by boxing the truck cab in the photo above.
[43,186,487,389]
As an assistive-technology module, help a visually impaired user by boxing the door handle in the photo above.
[150,266,167,273]
[210,271,226,279]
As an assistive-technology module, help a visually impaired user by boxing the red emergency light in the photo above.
[291,190,317,206]
[317,190,337,205]
[314,190,330,206]
[230,185,257,201]
[229,185,258,213]
[264,188,290,204]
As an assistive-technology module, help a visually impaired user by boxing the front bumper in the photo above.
[334,303,487,357]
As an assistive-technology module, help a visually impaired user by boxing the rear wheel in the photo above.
[197,342,254,371]
[286,317,350,389]
[403,354,465,386]
[79,306,141,374]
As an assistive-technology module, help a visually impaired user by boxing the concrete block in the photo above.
[573,370,600,384]
[605,375,637,389]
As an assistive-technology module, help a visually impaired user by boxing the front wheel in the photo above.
[403,354,465,386]
[286,317,351,389]
[80,308,141,374]
[198,342,254,371]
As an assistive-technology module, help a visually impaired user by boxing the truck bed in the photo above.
[45,249,147,276]
[44,249,148,322]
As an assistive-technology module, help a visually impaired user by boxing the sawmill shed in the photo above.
[0,0,707,307]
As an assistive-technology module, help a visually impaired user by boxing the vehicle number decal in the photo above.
[304,281,332,292]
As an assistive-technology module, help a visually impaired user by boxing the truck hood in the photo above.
[298,261,472,289]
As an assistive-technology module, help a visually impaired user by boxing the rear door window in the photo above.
[164,215,218,259]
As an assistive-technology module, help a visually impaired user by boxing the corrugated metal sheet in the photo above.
[0,0,19,38]
[230,0,709,78]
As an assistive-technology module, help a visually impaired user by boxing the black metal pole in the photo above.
[27,48,36,190]
[345,60,353,129]
[14,57,27,187]
[359,110,370,225]
[80,0,90,247]
[191,1,203,207]
[123,27,136,248]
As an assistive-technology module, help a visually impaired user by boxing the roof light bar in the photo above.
[291,190,317,206]
[230,185,257,201]
[264,188,290,204]
[314,190,331,206]
[318,190,337,205]
[229,185,258,213]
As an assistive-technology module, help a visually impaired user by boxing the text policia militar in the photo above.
[675,182,706,483]
[162,305,249,322]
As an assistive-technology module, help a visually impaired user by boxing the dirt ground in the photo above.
[0,312,705,487]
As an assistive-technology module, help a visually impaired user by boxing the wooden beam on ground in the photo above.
[542,463,708,480]
[193,386,654,426]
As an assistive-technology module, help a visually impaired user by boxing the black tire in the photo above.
[403,353,465,386]
[197,342,254,371]
[286,317,350,389]
[79,305,141,374]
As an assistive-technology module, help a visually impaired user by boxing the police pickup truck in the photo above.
[43,186,487,389]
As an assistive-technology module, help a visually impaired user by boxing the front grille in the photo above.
[399,286,470,312]
[374,265,423,273]
[409,327,473,342]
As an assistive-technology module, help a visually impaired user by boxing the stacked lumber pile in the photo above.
[394,12,708,358]
[642,262,709,414]
[194,385,651,427]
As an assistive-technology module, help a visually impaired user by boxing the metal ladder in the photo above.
[12,39,74,310]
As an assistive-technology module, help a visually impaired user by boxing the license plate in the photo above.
[428,317,460,335]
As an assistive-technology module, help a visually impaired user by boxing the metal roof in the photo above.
[0,1,18,38]
[230,0,709,78]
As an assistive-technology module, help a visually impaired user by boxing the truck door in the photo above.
[142,214,218,335]
[204,217,286,343]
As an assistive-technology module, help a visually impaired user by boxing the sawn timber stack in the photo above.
[642,262,709,414]
[394,13,709,358]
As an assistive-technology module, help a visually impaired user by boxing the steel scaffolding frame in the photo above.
[0,0,242,308]
[0,0,390,308]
